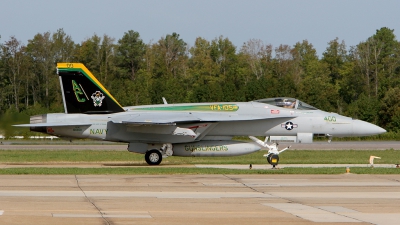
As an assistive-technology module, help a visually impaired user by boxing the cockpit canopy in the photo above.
[253,97,318,110]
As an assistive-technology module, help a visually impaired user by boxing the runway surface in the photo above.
[0,174,399,225]
[1,141,400,150]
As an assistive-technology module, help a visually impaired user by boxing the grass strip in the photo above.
[1,149,399,174]
[0,150,399,164]
[0,167,399,175]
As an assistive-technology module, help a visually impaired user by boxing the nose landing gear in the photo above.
[266,153,280,169]
[249,136,291,168]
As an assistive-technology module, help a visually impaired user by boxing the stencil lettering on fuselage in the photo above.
[89,129,108,135]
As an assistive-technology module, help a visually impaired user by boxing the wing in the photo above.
[111,112,295,125]
[111,112,296,140]
[111,112,200,125]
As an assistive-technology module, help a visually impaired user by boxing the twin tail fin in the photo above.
[57,63,125,114]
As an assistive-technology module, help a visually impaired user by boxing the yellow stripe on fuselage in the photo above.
[57,63,123,108]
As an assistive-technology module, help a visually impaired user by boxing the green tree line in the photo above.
[1,27,400,133]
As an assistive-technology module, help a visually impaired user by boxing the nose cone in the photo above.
[352,120,386,136]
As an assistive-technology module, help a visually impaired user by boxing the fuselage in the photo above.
[31,99,385,144]
[35,101,294,143]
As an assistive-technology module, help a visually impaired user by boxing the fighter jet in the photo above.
[15,63,386,165]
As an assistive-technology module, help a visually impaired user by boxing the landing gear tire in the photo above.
[268,154,279,168]
[145,149,162,165]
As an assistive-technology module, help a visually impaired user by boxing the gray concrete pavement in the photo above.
[0,174,399,224]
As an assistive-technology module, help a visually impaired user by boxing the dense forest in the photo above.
[0,27,400,136]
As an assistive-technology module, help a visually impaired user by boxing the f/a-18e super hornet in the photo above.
[15,63,386,165]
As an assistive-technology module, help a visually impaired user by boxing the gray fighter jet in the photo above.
[15,63,386,165]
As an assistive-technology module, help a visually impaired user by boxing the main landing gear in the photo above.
[145,150,162,165]
[144,144,173,165]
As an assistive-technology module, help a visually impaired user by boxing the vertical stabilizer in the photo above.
[57,63,125,114]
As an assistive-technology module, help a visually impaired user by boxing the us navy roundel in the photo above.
[281,121,298,130]
[286,122,294,130]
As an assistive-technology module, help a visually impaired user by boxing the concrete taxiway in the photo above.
[0,174,399,225]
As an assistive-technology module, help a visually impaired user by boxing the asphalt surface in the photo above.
[0,174,399,225]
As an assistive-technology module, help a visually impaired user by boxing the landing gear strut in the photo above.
[248,136,291,168]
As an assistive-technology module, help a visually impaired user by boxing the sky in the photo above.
[1,0,400,57]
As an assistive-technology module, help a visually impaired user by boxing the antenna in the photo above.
[162,97,168,105]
